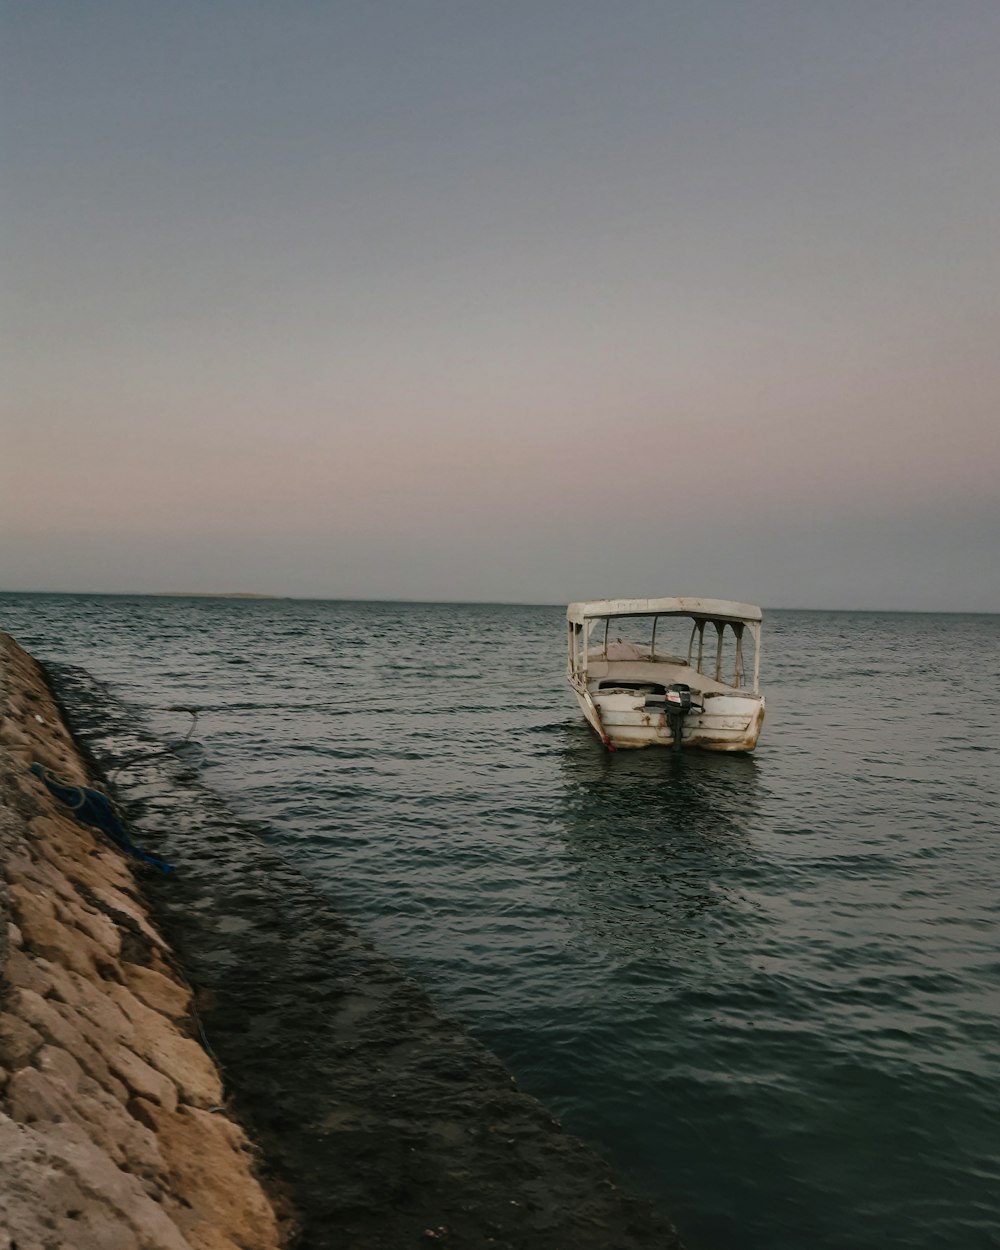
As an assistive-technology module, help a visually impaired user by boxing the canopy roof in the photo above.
[567,596,762,626]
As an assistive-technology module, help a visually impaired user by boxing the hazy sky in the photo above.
[3,2,998,609]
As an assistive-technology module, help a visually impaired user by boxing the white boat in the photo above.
[567,597,765,752]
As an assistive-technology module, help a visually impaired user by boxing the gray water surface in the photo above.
[3,594,998,1250]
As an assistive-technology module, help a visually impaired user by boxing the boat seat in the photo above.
[597,679,664,694]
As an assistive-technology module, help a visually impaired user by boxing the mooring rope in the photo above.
[30,763,173,873]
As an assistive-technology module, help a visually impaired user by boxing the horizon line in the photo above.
[0,588,997,616]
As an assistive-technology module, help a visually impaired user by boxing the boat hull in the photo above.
[572,686,765,752]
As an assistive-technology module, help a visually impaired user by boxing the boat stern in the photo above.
[577,685,765,752]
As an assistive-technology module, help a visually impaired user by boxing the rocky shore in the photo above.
[0,634,282,1250]
[1,632,683,1250]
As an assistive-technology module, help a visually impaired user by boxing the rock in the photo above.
[8,882,117,980]
[138,1102,279,1250]
[15,988,130,1103]
[105,982,221,1108]
[87,884,172,954]
[0,1013,44,1070]
[106,1041,180,1114]
[31,1046,168,1180]
[34,1119,194,1250]
[121,962,192,1021]
[4,944,52,995]
[40,960,138,1049]
[29,812,130,888]
[0,715,28,749]
[0,1114,144,1250]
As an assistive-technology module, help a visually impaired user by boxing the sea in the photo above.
[2,593,998,1250]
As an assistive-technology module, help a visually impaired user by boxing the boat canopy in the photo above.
[566,597,762,626]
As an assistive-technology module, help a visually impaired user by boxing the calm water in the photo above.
[3,593,999,1250]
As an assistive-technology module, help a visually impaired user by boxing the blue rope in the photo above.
[30,763,173,874]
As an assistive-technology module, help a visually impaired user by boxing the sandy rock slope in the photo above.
[0,632,283,1250]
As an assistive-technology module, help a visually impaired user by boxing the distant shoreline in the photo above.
[149,592,288,599]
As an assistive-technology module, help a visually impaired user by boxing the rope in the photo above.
[30,763,173,874]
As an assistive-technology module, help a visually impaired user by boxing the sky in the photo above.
[3,1,998,610]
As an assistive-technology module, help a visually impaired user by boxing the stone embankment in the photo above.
[0,634,283,1250]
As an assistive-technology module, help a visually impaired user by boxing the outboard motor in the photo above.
[664,683,693,752]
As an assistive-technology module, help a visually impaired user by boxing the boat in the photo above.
[566,597,765,751]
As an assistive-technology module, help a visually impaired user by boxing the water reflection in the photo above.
[556,730,762,956]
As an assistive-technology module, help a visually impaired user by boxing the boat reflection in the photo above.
[555,725,763,955]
